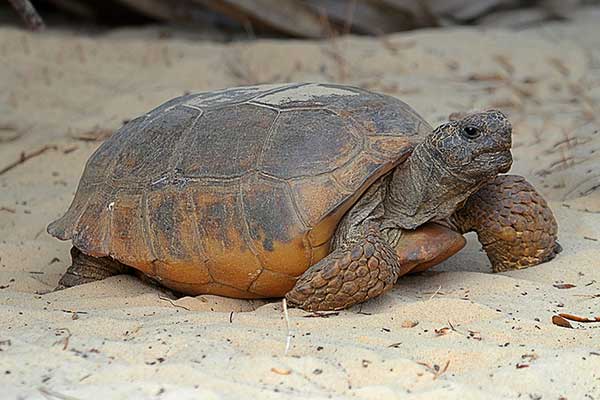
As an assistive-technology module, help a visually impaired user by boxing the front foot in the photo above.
[449,175,561,272]
[285,225,401,311]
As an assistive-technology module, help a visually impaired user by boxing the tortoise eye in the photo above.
[462,126,480,139]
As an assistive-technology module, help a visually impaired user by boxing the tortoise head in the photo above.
[427,110,512,181]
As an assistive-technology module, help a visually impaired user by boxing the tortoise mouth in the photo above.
[477,150,512,173]
[495,151,512,173]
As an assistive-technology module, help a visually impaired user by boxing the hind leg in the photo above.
[56,247,130,289]
[447,175,561,272]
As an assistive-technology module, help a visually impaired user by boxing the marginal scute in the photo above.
[71,188,113,257]
[333,152,391,193]
[189,182,263,291]
[367,135,414,161]
[154,261,213,287]
[146,186,209,272]
[47,179,98,240]
[174,281,263,299]
[48,114,152,241]
[248,269,298,297]
[289,175,348,229]
[108,191,154,269]
[240,176,311,277]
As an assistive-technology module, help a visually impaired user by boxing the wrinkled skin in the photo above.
[382,110,513,231]
[286,111,560,311]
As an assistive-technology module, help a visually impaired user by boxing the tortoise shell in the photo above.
[48,83,431,298]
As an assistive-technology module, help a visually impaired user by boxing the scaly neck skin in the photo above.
[383,141,482,230]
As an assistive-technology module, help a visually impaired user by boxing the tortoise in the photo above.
[48,83,561,311]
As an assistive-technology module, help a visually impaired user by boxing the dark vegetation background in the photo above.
[4,0,600,39]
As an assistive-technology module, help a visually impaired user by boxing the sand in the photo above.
[1,6,599,400]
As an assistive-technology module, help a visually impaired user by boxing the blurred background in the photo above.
[3,0,600,38]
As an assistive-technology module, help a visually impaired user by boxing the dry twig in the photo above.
[38,387,81,400]
[158,295,190,311]
[69,128,113,142]
[417,360,451,380]
[0,145,57,176]
[434,327,451,336]
[428,285,443,300]
[558,313,600,323]
[303,311,339,318]
[271,367,292,375]
[401,320,419,328]
[53,328,72,350]
[551,315,573,328]
[553,283,576,289]
[8,0,45,31]
[282,298,292,355]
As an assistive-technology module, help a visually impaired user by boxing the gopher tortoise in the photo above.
[48,83,560,311]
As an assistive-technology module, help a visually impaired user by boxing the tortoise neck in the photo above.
[383,140,481,230]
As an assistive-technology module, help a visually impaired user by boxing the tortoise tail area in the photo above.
[47,184,91,241]
[47,177,113,259]
[47,219,68,240]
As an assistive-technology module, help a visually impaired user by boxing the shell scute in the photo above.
[111,106,200,183]
[176,104,277,178]
[108,191,154,268]
[259,108,360,179]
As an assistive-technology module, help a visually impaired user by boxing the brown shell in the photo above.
[48,83,431,298]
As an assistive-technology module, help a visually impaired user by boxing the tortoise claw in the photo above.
[286,225,401,311]
[450,175,560,272]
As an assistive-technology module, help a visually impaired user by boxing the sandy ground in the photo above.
[1,7,600,400]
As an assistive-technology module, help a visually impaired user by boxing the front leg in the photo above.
[447,174,561,272]
[285,225,401,311]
